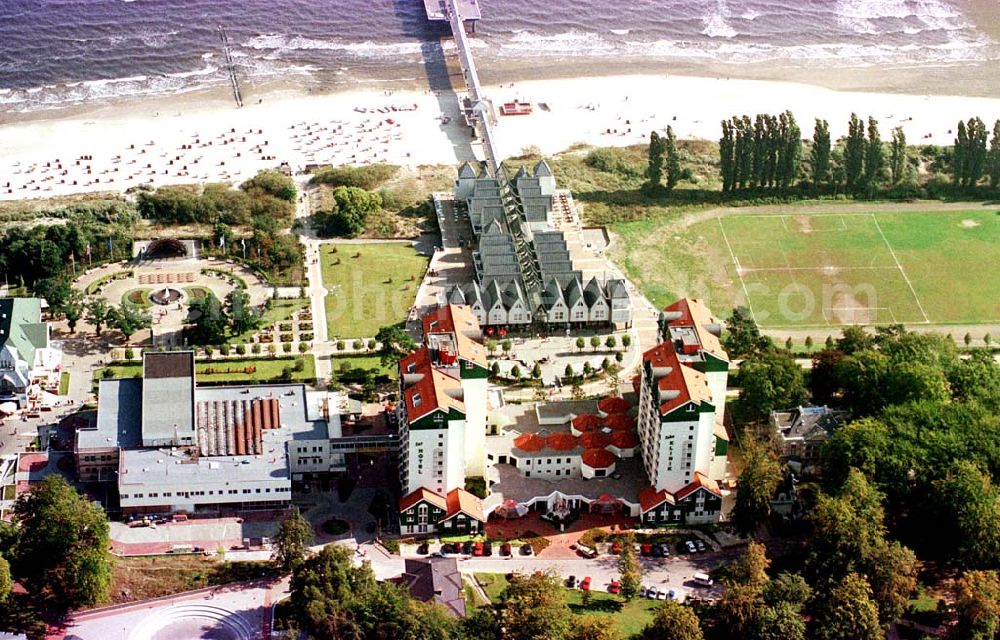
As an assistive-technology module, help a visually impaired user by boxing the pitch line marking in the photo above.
[871,214,930,324]
[718,217,758,323]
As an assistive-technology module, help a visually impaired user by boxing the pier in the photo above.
[217,25,244,108]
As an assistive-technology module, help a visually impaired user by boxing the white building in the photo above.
[0,298,61,408]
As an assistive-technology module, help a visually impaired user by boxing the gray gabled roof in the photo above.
[606,279,629,299]
[484,280,504,310]
[483,219,504,236]
[513,166,528,180]
[564,278,584,308]
[540,277,566,311]
[583,276,607,306]
[0,298,46,366]
[501,280,525,310]
[447,285,467,305]
[534,159,553,177]
[458,161,478,179]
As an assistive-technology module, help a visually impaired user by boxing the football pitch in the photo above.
[613,208,1000,328]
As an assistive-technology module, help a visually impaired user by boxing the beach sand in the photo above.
[3,73,1000,201]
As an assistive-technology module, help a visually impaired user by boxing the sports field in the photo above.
[612,207,1000,328]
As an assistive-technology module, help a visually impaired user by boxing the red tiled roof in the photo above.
[581,448,617,469]
[638,486,674,512]
[399,487,447,512]
[578,432,611,449]
[663,298,728,360]
[605,414,636,431]
[675,471,723,501]
[445,488,486,522]
[598,396,630,414]
[421,304,488,367]
[514,433,546,452]
[400,347,464,422]
[571,414,602,433]
[545,432,578,451]
[609,431,639,449]
[642,342,712,416]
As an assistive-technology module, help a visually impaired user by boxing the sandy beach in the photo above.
[3,73,1000,201]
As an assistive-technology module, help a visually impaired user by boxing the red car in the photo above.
[473,541,485,557]
[640,543,653,556]
[608,580,622,595]
[580,576,592,591]
[611,541,622,555]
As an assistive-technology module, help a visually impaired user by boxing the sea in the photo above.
[0,0,996,113]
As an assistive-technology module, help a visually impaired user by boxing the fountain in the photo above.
[149,287,184,306]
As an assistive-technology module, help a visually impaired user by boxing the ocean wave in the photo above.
[835,0,968,36]
[703,0,737,39]
[240,33,478,58]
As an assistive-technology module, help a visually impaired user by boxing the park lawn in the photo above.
[329,354,395,379]
[58,371,70,395]
[473,573,659,636]
[321,243,428,339]
[94,356,315,385]
[612,207,1000,328]
[109,555,277,605]
[231,298,310,344]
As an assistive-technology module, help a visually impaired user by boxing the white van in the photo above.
[693,572,713,587]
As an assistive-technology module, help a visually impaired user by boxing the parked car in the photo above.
[441,543,458,555]
[608,580,622,595]
[519,543,534,556]
[576,544,598,559]
[644,586,657,599]
[651,544,662,558]
[566,575,578,589]
[695,540,707,553]
[580,577,592,591]
[500,542,512,557]
[656,588,667,600]
[694,572,714,587]
[684,540,697,554]
[483,542,493,556]
[658,543,671,558]
[429,551,444,558]
[462,541,474,555]
[416,543,429,555]
[640,543,653,556]
[473,541,485,556]
[668,589,679,602]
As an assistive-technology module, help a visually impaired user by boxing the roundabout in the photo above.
[126,603,255,640]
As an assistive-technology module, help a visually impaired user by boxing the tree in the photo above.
[665,125,682,191]
[762,572,811,608]
[952,570,1000,640]
[491,362,501,377]
[571,383,585,401]
[647,130,665,190]
[811,119,831,186]
[84,297,112,336]
[605,335,617,350]
[272,511,314,571]
[720,119,736,192]
[621,334,632,350]
[568,616,623,640]
[779,111,802,189]
[61,288,85,333]
[955,119,969,185]
[844,113,866,190]
[866,540,918,624]
[864,117,884,190]
[810,573,882,640]
[754,601,807,640]
[375,323,417,368]
[226,288,261,336]
[589,336,601,351]
[723,306,771,358]
[731,436,783,536]
[110,303,151,341]
[241,168,296,202]
[510,365,521,380]
[575,337,586,352]
[186,291,228,344]
[618,533,642,599]
[737,350,809,423]
[0,555,10,603]
[989,119,1000,189]
[889,126,907,185]
[933,461,1000,567]
[836,325,874,354]
[502,339,513,355]
[965,117,990,187]
[497,572,572,640]
[11,476,112,608]
[531,362,542,380]
[809,348,844,405]
[487,339,498,355]
[640,600,704,640]
[319,186,383,238]
[785,337,793,351]
[564,363,574,378]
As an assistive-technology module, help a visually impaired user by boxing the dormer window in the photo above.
[413,393,422,407]
[407,362,416,373]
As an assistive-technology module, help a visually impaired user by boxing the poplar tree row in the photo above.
[645,125,681,192]
[953,117,1000,188]
[719,111,802,192]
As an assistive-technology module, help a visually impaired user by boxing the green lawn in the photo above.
[321,243,428,339]
[612,208,1000,328]
[329,354,395,379]
[122,288,154,309]
[474,573,659,636]
[94,356,315,385]
[58,371,71,396]
[231,298,310,344]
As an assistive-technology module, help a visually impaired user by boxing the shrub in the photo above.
[293,358,305,372]
[236,343,247,355]
[282,342,293,353]
[220,343,230,356]
[381,538,400,554]
[585,147,641,177]
[204,345,214,357]
[251,343,262,355]
[352,340,364,351]
[297,342,308,353]
[124,347,134,360]
[280,365,293,381]
[310,163,399,190]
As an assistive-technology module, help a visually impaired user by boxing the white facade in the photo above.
[405,418,466,496]
[589,298,609,322]
[461,377,489,477]
[512,452,580,479]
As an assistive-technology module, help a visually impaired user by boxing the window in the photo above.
[413,393,422,407]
